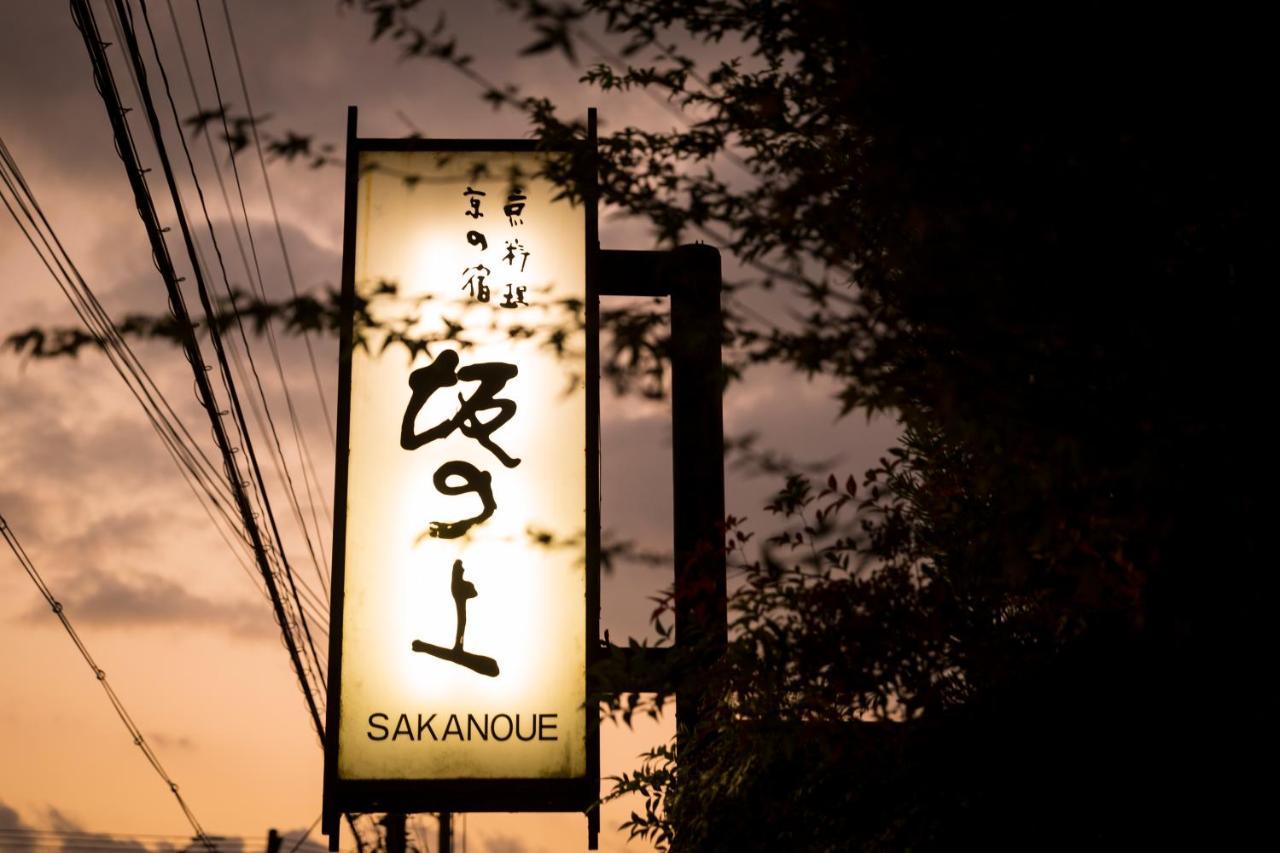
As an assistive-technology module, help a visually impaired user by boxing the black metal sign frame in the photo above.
[322,107,601,843]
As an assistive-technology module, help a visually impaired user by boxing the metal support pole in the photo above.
[596,243,727,727]
[383,814,406,853]
[584,107,602,853]
[668,244,727,737]
[437,812,452,853]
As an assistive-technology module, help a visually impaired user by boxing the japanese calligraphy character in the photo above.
[463,186,486,218]
[400,349,521,468]
[502,239,530,272]
[466,230,488,252]
[424,460,496,539]
[499,284,528,309]
[450,559,477,648]
[503,190,527,226]
[461,264,491,303]
[409,558,500,677]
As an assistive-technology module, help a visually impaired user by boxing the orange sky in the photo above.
[0,3,896,852]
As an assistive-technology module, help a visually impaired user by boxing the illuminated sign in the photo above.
[324,121,598,826]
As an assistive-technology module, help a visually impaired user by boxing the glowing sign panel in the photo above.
[324,138,594,819]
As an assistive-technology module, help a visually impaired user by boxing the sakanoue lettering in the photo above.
[366,712,561,742]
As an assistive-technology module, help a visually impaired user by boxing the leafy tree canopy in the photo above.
[9,2,1268,849]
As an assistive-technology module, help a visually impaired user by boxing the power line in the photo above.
[0,830,204,839]
[83,19,369,853]
[52,5,363,851]
[160,0,335,601]
[0,137,267,601]
[0,827,330,853]
[0,139,233,512]
[144,0,328,709]
[133,0,328,689]
[97,0,330,667]
[134,0,328,684]
[0,513,217,853]
[217,0,337,449]
[168,0,335,613]
[284,817,322,853]
[3,4,367,850]
[163,0,334,598]
[70,0,325,745]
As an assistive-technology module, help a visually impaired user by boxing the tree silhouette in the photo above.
[350,4,1269,849]
[7,3,1269,850]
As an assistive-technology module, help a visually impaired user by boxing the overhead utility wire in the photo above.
[62,4,360,847]
[0,840,224,845]
[284,816,324,853]
[0,845,320,853]
[70,0,325,742]
[102,0,328,645]
[136,0,332,643]
[0,829,304,850]
[0,140,234,513]
[218,0,337,448]
[164,0,334,596]
[0,186,261,599]
[160,15,335,603]
[102,0,298,629]
[0,513,218,853]
[124,0,329,690]
[133,0,329,685]
[123,0,329,702]
[103,1,300,608]
[0,829,218,841]
[0,140,265,598]
[122,0,330,745]
[166,0,333,604]
[0,152,213,508]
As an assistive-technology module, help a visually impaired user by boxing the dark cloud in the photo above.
[0,803,221,853]
[21,566,273,639]
[45,808,147,853]
[600,403,673,546]
[147,732,195,751]
[0,489,42,546]
[146,839,248,853]
[53,508,167,559]
[273,827,326,853]
[210,837,245,853]
[483,836,530,853]
[0,368,186,497]
[0,801,37,853]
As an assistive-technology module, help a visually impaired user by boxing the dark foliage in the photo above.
[532,4,1267,850]
[9,2,1269,849]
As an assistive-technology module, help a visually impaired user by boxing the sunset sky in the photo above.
[0,3,896,852]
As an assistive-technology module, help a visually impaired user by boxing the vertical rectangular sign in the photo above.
[325,126,596,825]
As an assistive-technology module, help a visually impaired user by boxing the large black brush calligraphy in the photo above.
[415,461,496,541]
[401,349,522,468]
[412,559,499,677]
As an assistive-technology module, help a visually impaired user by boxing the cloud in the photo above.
[272,827,327,853]
[21,566,274,640]
[0,801,37,853]
[44,808,146,853]
[483,836,530,853]
[155,838,245,853]
[53,508,168,560]
[147,732,196,751]
[0,489,41,539]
